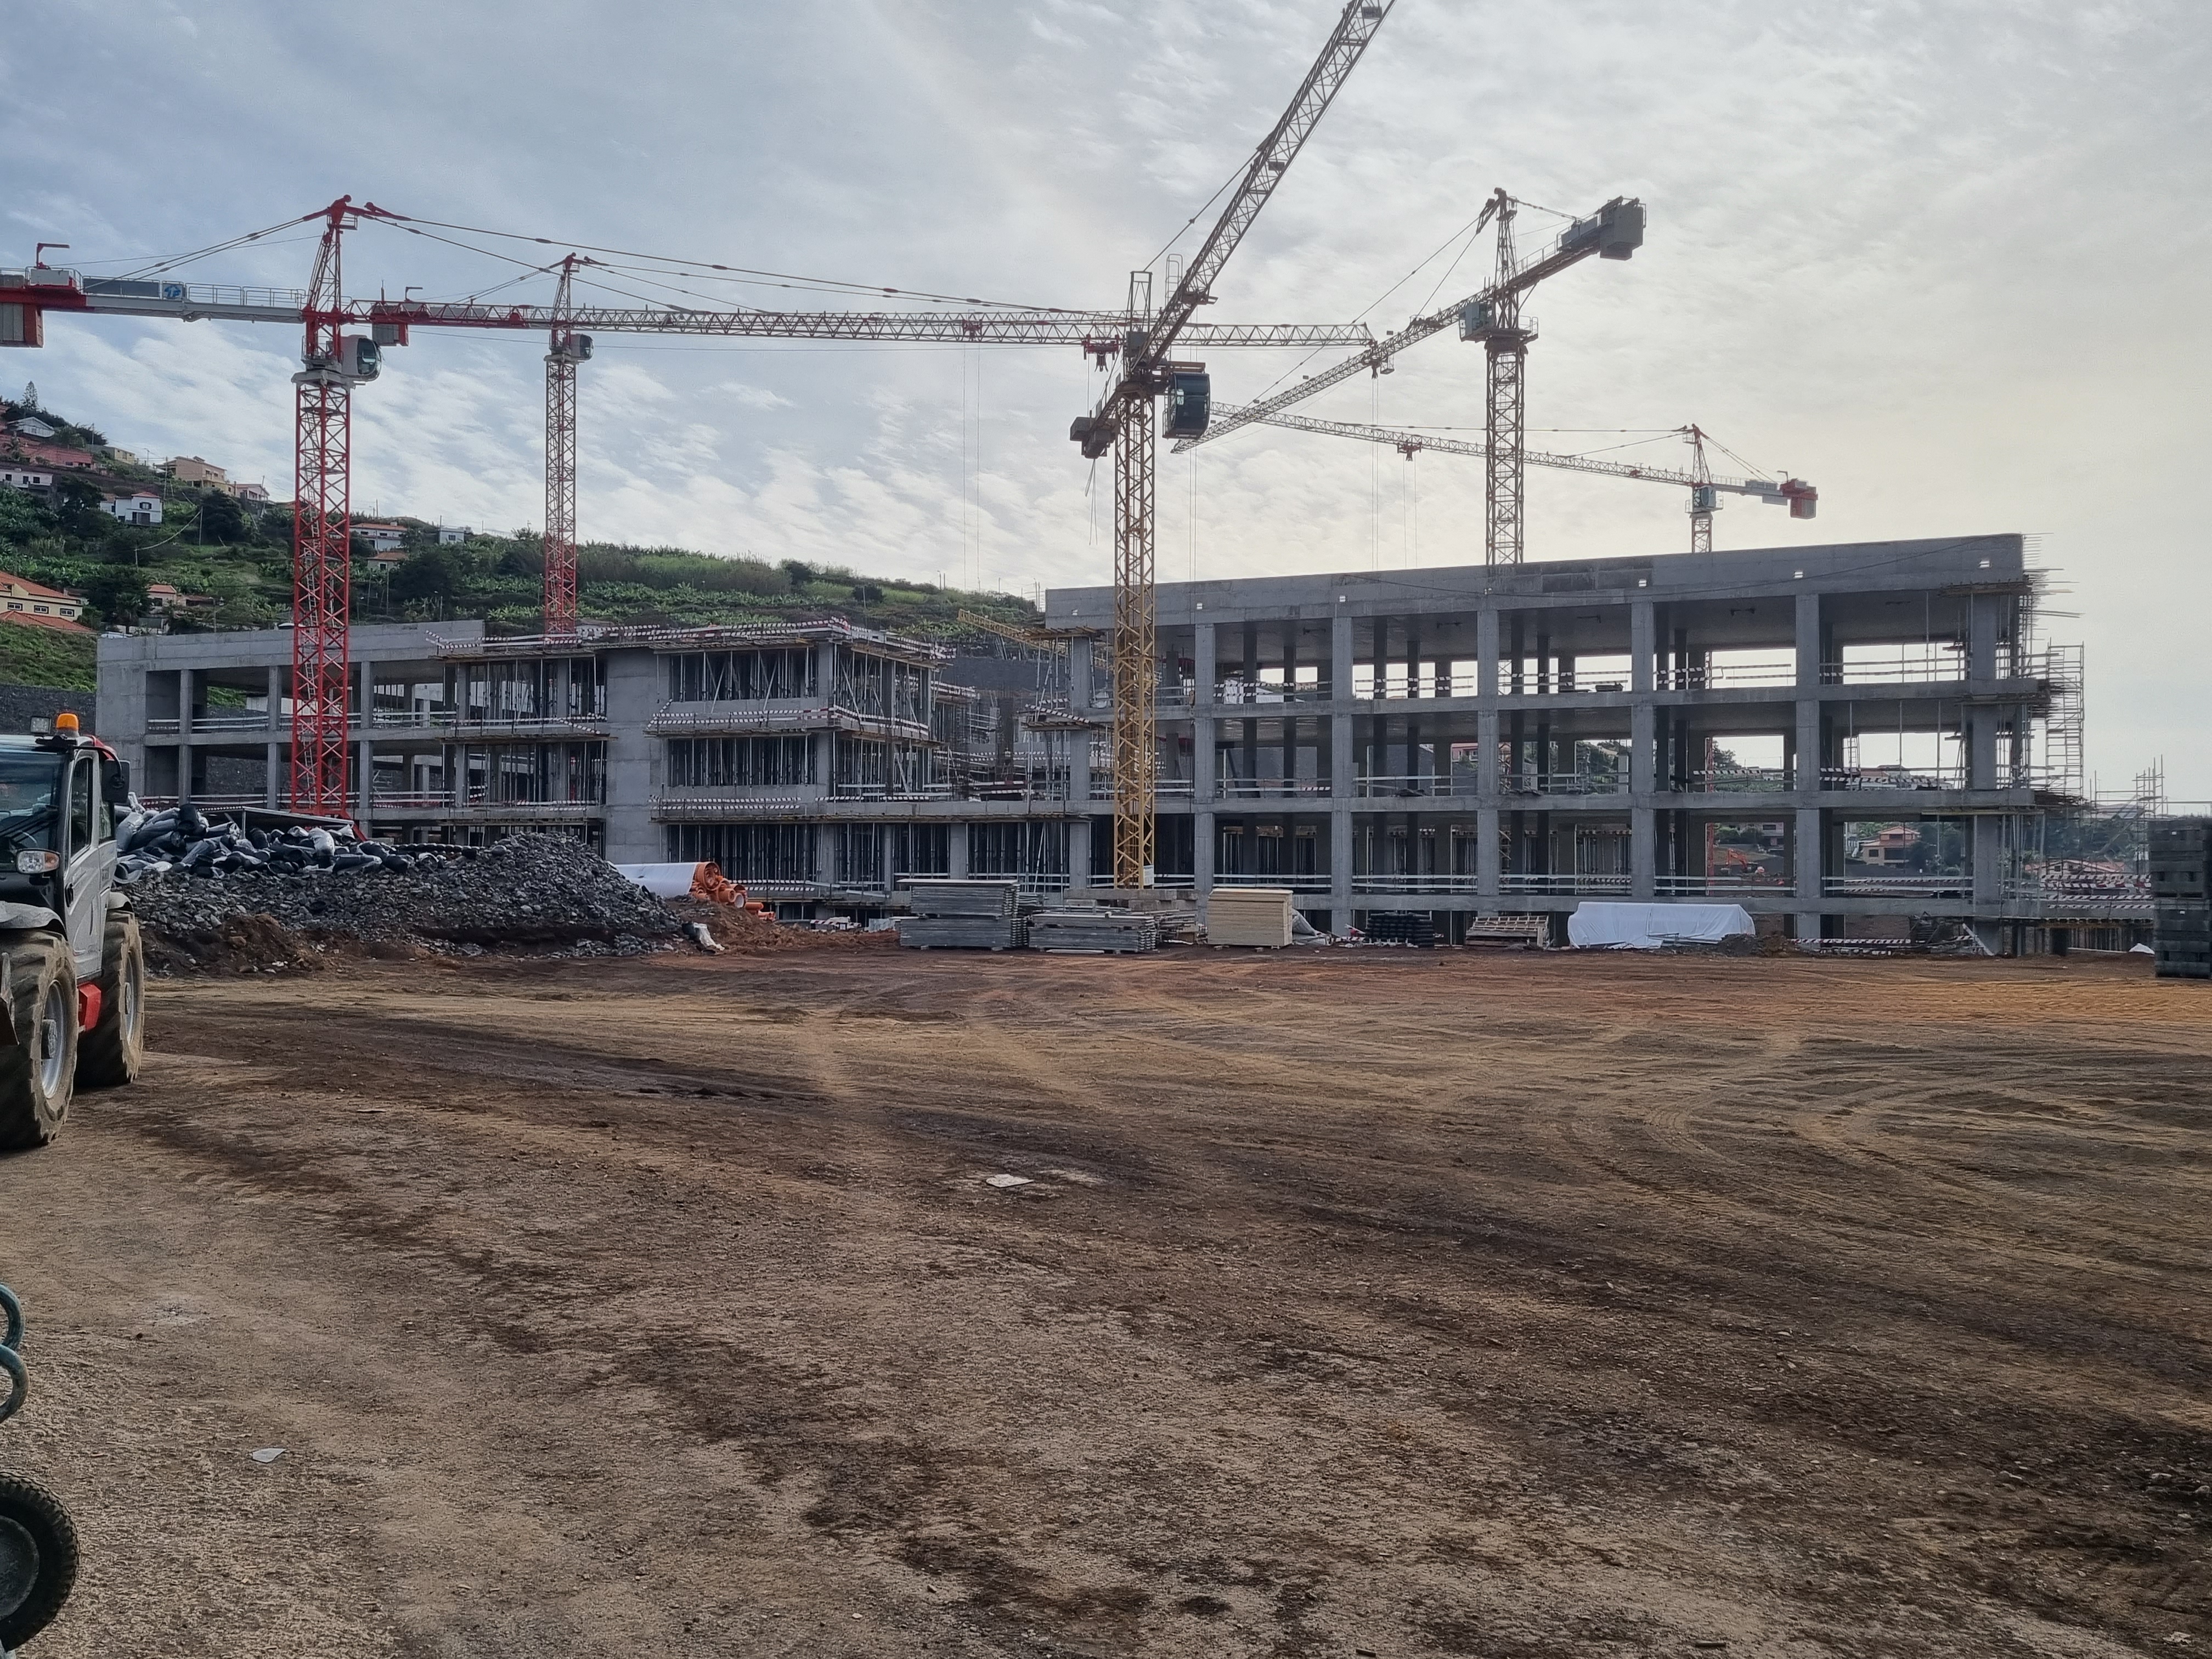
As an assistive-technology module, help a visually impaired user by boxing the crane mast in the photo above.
[290,198,371,818]
[543,255,589,635]
[1071,0,1392,888]
[1480,190,1530,565]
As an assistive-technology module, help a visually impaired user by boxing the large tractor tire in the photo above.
[0,1472,80,1649]
[78,910,144,1090]
[0,938,76,1152]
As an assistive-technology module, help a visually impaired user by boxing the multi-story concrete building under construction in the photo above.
[93,532,2153,946]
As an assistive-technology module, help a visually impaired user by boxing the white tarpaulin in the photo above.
[614,862,707,900]
[1568,901,1756,950]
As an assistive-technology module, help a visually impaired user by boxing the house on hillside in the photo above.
[0,465,52,494]
[146,582,187,612]
[353,521,407,555]
[0,436,94,471]
[100,490,162,526]
[0,571,89,631]
[437,524,470,545]
[167,455,227,488]
[232,481,270,504]
[9,416,57,439]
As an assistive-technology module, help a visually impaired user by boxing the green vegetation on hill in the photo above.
[0,399,1042,687]
[0,623,96,692]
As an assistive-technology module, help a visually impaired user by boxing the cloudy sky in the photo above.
[7,1,2208,794]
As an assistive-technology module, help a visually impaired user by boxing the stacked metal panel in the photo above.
[1205,888,1295,948]
[1028,907,1159,954]
[1365,911,1438,947]
[896,879,1023,950]
[2151,817,2210,980]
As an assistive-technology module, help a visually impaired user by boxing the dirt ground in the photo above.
[1,945,2207,1658]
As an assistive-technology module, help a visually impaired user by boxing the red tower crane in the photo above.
[289,198,387,815]
[4,238,1371,821]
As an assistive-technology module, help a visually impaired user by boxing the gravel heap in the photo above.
[128,830,681,957]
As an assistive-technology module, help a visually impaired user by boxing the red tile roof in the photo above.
[0,611,93,635]
[0,569,78,603]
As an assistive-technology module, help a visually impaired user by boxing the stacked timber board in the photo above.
[1028,907,1159,954]
[2151,818,2210,980]
[1206,888,1295,948]
[896,879,1023,951]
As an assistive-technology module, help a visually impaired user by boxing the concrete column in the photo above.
[1794,591,1822,689]
[947,823,969,878]
[1193,620,1217,806]
[1331,610,1355,703]
[1968,706,1999,790]
[1069,724,1092,808]
[1477,708,1500,800]
[1330,802,1353,916]
[1972,812,2005,904]
[1967,594,1998,679]
[600,648,661,862]
[1632,699,1658,899]
[356,656,375,813]
[1477,804,1501,900]
[1796,699,1824,793]
[264,743,281,808]
[1476,608,1500,698]
[1194,808,1215,918]
[1069,637,1093,713]
[816,639,839,706]
[815,820,837,895]
[1795,806,1825,909]
[266,664,284,732]
[1630,809,1656,900]
[1630,602,1654,694]
[1068,816,1091,887]
[177,668,195,737]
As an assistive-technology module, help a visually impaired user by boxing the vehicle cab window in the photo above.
[0,755,60,855]
[67,760,92,860]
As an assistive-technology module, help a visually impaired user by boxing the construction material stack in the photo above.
[1365,912,1439,947]
[895,881,1024,951]
[1028,906,1159,955]
[2150,817,2210,980]
[1205,888,1296,949]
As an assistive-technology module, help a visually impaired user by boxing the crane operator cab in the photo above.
[0,717,145,1151]
[1162,370,1211,440]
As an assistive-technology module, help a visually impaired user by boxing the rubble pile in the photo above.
[120,804,439,880]
[127,825,681,961]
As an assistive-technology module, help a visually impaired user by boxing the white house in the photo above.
[437,524,470,545]
[99,491,163,527]
[0,466,52,493]
[353,521,407,554]
[8,416,57,439]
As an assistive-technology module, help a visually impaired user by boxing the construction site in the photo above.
[0,3,2207,1657]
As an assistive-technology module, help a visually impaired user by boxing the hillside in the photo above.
[0,397,1043,687]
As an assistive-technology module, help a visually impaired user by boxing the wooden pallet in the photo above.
[1462,916,1548,949]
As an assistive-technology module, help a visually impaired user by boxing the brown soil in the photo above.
[1,947,2206,1657]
